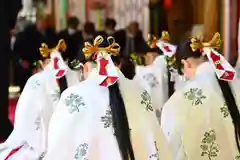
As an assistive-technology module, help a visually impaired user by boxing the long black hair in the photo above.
[176,39,240,151]
[58,76,68,94]
[98,41,135,159]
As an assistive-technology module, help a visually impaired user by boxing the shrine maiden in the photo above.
[43,36,172,160]
[0,40,82,159]
[134,31,179,122]
[161,33,240,159]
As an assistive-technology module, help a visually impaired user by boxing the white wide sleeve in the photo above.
[44,90,94,160]
[6,75,46,146]
[161,91,187,159]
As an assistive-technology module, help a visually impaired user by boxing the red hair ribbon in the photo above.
[53,57,65,82]
[209,50,235,80]
[191,33,235,81]
[98,57,118,87]
[82,36,120,87]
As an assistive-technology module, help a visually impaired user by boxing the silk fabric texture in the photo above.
[44,68,172,160]
[161,62,240,159]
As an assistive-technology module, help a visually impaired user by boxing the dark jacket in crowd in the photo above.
[58,29,84,62]
[114,29,147,57]
[14,25,58,63]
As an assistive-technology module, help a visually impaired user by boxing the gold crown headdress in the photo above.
[39,39,67,58]
[82,35,120,60]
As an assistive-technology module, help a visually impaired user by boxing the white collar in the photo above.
[195,62,215,79]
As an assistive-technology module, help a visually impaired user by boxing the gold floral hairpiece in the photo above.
[161,31,170,42]
[147,31,170,49]
[147,34,158,48]
[190,32,221,52]
[39,39,67,58]
[82,35,120,60]
[129,53,144,65]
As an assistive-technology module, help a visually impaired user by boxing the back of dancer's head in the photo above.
[86,37,135,160]
[176,37,240,152]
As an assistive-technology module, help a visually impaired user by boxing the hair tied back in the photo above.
[190,32,235,81]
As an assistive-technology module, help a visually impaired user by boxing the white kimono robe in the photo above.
[43,70,172,160]
[0,68,80,159]
[134,55,184,122]
[161,62,240,160]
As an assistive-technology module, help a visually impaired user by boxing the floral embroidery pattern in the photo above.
[74,143,88,160]
[141,90,153,112]
[184,88,206,106]
[51,89,60,102]
[143,73,159,88]
[65,93,85,113]
[220,103,229,118]
[200,130,219,160]
[149,141,159,160]
[101,109,112,128]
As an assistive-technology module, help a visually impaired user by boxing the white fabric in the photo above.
[134,55,170,123]
[43,70,172,160]
[0,69,80,159]
[161,62,240,159]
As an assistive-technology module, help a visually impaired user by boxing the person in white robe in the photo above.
[161,32,240,159]
[133,31,182,122]
[0,40,82,159]
[43,35,172,160]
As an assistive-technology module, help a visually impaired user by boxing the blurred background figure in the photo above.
[13,14,57,91]
[98,18,117,37]
[115,21,146,57]
[58,16,83,63]
[0,0,22,140]
[82,21,96,41]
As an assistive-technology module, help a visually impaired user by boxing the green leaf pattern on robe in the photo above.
[200,130,219,160]
[141,90,153,112]
[65,93,85,113]
[74,143,89,160]
[184,88,207,106]
[220,103,229,118]
[101,109,112,128]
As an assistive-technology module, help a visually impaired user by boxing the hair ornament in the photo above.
[156,31,176,57]
[82,35,120,87]
[82,35,120,60]
[129,53,144,65]
[147,34,158,49]
[190,32,235,81]
[70,59,84,70]
[39,39,67,58]
[40,39,67,79]
[161,31,170,42]
[190,32,221,52]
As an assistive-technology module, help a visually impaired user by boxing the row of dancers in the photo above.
[0,31,239,159]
